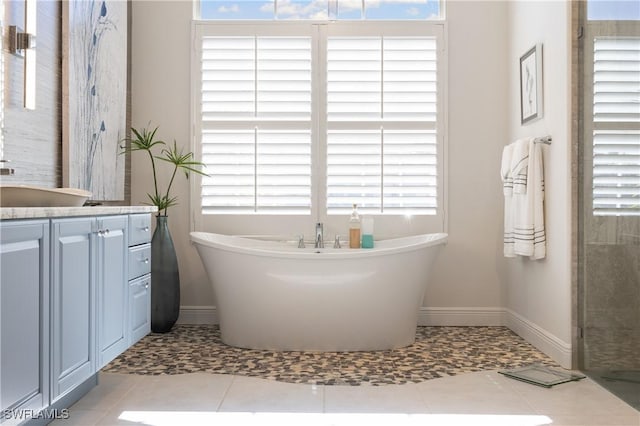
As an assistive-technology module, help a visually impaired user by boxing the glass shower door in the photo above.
[579,7,640,409]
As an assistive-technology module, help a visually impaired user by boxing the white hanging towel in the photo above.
[501,142,516,257]
[512,138,546,259]
[510,139,530,195]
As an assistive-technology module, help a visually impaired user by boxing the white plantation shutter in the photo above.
[383,130,438,212]
[327,130,382,210]
[327,38,381,121]
[194,23,445,233]
[592,37,640,216]
[199,35,312,213]
[257,130,311,211]
[257,37,312,120]
[201,37,255,120]
[201,130,255,212]
[593,38,640,123]
[326,36,439,214]
[383,38,438,121]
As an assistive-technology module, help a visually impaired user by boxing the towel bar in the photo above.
[534,136,552,144]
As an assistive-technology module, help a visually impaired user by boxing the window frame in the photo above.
[196,0,447,21]
[582,21,640,219]
[190,20,448,238]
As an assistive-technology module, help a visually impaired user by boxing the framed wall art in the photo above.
[520,43,543,125]
[63,0,127,200]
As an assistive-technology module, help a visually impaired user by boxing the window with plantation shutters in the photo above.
[326,36,438,214]
[199,35,313,214]
[193,22,445,233]
[592,37,640,216]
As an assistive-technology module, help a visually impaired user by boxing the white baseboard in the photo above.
[417,307,505,326]
[176,305,571,368]
[504,309,572,369]
[177,305,217,325]
[177,306,505,327]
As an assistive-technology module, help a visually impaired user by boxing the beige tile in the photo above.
[49,409,106,426]
[61,369,638,426]
[70,373,140,412]
[95,411,147,425]
[545,415,640,426]
[417,371,535,414]
[219,375,324,413]
[505,375,639,417]
[95,373,233,424]
[124,373,232,410]
[324,383,429,413]
[97,411,248,426]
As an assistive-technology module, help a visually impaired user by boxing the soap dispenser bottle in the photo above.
[349,204,361,249]
[361,216,374,248]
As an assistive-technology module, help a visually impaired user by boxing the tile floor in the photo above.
[52,371,640,426]
[103,326,556,385]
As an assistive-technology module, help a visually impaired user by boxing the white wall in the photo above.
[130,1,509,323]
[130,0,213,309]
[502,0,573,368]
[426,0,508,320]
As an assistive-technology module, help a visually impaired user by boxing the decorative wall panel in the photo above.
[63,0,126,200]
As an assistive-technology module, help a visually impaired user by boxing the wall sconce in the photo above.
[8,25,36,57]
[8,0,36,110]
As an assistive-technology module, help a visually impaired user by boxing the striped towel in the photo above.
[502,138,546,260]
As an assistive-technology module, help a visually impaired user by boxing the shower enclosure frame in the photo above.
[576,0,640,407]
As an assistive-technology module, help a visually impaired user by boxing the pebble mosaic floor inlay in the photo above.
[102,325,558,386]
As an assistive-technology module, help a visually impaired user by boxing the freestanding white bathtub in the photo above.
[190,232,448,351]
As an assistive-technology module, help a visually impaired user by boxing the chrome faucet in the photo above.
[0,160,15,175]
[314,222,324,248]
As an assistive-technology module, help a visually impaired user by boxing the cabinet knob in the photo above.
[143,226,150,232]
[144,283,149,289]
[142,258,149,264]
[104,228,110,235]
[97,229,104,236]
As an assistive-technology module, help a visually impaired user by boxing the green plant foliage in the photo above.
[122,125,208,216]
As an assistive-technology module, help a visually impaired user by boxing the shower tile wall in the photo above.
[583,219,640,371]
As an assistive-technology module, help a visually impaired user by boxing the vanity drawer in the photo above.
[129,214,152,246]
[129,274,151,345]
[128,243,151,280]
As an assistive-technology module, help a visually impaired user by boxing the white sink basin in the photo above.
[0,185,92,207]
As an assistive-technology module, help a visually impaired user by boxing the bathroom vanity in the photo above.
[0,206,155,425]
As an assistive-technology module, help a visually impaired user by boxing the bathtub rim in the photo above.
[190,231,448,259]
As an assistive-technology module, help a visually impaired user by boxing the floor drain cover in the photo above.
[499,364,586,388]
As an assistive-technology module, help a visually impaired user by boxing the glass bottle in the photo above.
[349,204,361,249]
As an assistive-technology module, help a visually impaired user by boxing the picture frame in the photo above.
[520,43,543,125]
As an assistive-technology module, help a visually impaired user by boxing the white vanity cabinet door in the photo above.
[0,220,50,420]
[96,215,129,369]
[129,274,151,345]
[50,217,96,402]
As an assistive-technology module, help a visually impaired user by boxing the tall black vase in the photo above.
[151,215,180,333]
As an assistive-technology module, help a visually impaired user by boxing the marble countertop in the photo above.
[0,205,158,220]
